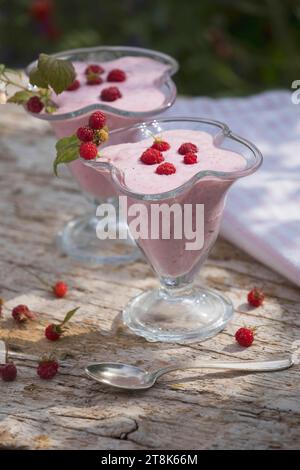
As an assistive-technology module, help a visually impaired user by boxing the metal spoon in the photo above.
[85,357,293,390]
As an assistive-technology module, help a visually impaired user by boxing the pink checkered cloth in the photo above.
[164,91,300,286]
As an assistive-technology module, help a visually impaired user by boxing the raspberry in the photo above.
[66,79,80,91]
[12,304,35,323]
[79,142,98,160]
[26,96,44,113]
[88,111,106,130]
[37,359,59,380]
[156,162,176,175]
[184,152,198,164]
[235,327,255,347]
[45,324,61,341]
[100,86,122,102]
[76,126,94,142]
[85,64,104,75]
[178,142,198,155]
[107,69,126,82]
[140,148,164,165]
[86,75,103,85]
[1,362,17,382]
[152,140,170,152]
[53,281,68,298]
[247,288,265,307]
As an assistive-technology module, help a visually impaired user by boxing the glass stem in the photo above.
[160,275,195,297]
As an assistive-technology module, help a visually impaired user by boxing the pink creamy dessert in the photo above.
[101,130,245,193]
[50,56,171,199]
[99,129,246,278]
[52,56,170,115]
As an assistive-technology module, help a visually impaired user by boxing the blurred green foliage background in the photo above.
[1,0,300,96]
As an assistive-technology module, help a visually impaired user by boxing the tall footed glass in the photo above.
[25,46,178,265]
[86,117,263,342]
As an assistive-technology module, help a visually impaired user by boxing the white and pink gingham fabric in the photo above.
[164,91,300,286]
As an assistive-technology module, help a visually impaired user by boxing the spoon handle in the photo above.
[155,357,293,379]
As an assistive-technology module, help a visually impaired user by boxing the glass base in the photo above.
[57,214,140,265]
[123,286,233,343]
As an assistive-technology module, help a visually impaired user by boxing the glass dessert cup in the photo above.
[85,117,263,343]
[25,46,178,265]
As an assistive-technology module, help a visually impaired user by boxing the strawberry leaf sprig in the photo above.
[0,53,76,114]
[53,111,109,176]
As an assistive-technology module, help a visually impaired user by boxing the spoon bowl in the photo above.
[85,363,155,390]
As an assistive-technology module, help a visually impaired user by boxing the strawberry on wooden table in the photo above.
[235,327,255,347]
[12,304,36,323]
[1,362,17,382]
[247,288,265,307]
[45,307,80,341]
[37,358,59,380]
[53,281,68,298]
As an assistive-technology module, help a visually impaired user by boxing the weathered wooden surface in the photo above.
[0,104,300,450]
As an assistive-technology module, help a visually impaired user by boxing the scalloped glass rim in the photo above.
[84,117,263,201]
[25,45,178,121]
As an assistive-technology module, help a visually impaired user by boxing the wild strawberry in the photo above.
[93,128,109,146]
[247,288,265,307]
[86,75,103,85]
[22,267,69,300]
[26,96,44,113]
[107,69,126,82]
[45,324,61,341]
[37,358,59,380]
[100,86,122,102]
[88,111,106,130]
[156,162,176,175]
[76,126,94,142]
[53,281,68,298]
[152,139,170,152]
[85,64,104,75]
[79,142,98,160]
[12,304,36,323]
[235,327,255,347]
[66,79,80,91]
[44,307,79,342]
[184,152,198,164]
[140,148,164,165]
[1,362,17,382]
[178,142,198,155]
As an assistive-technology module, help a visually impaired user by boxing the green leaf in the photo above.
[7,90,35,104]
[53,134,80,176]
[0,64,5,75]
[61,307,80,326]
[29,66,49,88]
[38,53,75,94]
